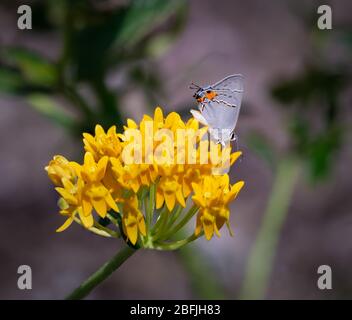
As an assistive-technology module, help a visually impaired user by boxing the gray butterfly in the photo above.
[190,74,244,146]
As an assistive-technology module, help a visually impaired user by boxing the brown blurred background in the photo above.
[0,0,352,299]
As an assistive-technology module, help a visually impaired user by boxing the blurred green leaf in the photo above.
[145,1,187,57]
[116,0,186,47]
[71,9,126,80]
[289,115,310,155]
[0,68,25,94]
[0,0,188,139]
[30,0,56,30]
[307,127,342,182]
[146,34,177,57]
[271,66,346,106]
[341,30,352,51]
[271,65,347,181]
[70,0,186,80]
[1,48,57,87]
[27,94,74,130]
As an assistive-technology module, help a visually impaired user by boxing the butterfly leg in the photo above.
[231,132,239,151]
[200,98,210,111]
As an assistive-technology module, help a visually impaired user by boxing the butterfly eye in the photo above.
[206,90,211,94]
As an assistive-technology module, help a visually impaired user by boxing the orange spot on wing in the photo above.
[205,91,217,100]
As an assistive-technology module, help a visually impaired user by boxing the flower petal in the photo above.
[156,189,164,209]
[82,198,93,217]
[164,192,176,211]
[92,198,107,217]
[124,215,138,245]
[96,156,108,181]
[176,189,186,208]
[56,217,74,232]
[78,208,94,228]
[105,192,119,212]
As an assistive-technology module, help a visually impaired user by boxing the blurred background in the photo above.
[0,0,352,299]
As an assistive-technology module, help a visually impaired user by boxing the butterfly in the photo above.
[190,74,244,146]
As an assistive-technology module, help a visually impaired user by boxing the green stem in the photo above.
[93,220,120,238]
[73,217,114,238]
[146,184,155,232]
[162,205,198,240]
[151,206,168,236]
[239,156,300,299]
[107,213,119,226]
[155,205,183,242]
[154,233,199,251]
[166,205,183,230]
[151,207,169,239]
[66,245,137,300]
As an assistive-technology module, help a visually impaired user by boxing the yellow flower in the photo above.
[121,194,146,245]
[192,175,244,240]
[45,155,78,186]
[102,167,124,203]
[79,152,119,218]
[181,146,241,198]
[181,166,203,198]
[110,158,157,193]
[80,152,108,183]
[83,125,122,160]
[55,177,93,230]
[46,106,245,249]
[156,164,186,211]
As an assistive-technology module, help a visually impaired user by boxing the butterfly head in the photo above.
[191,86,217,103]
[193,89,217,103]
[192,88,204,102]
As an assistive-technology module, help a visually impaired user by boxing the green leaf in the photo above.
[27,94,74,130]
[116,0,186,47]
[0,68,25,94]
[289,115,311,155]
[306,127,342,182]
[340,29,352,51]
[2,48,57,87]
[271,66,346,107]
[145,2,187,57]
[71,9,126,80]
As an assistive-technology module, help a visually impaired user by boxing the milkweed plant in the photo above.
[45,107,244,299]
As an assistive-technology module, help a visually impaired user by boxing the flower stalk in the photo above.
[240,156,300,299]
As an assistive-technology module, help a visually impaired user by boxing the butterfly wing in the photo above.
[193,74,244,144]
[202,75,243,129]
[190,109,209,126]
[206,99,237,141]
[210,74,244,108]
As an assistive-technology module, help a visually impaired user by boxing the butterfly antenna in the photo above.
[189,82,201,90]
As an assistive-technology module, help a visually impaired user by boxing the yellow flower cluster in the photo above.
[45,107,244,247]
